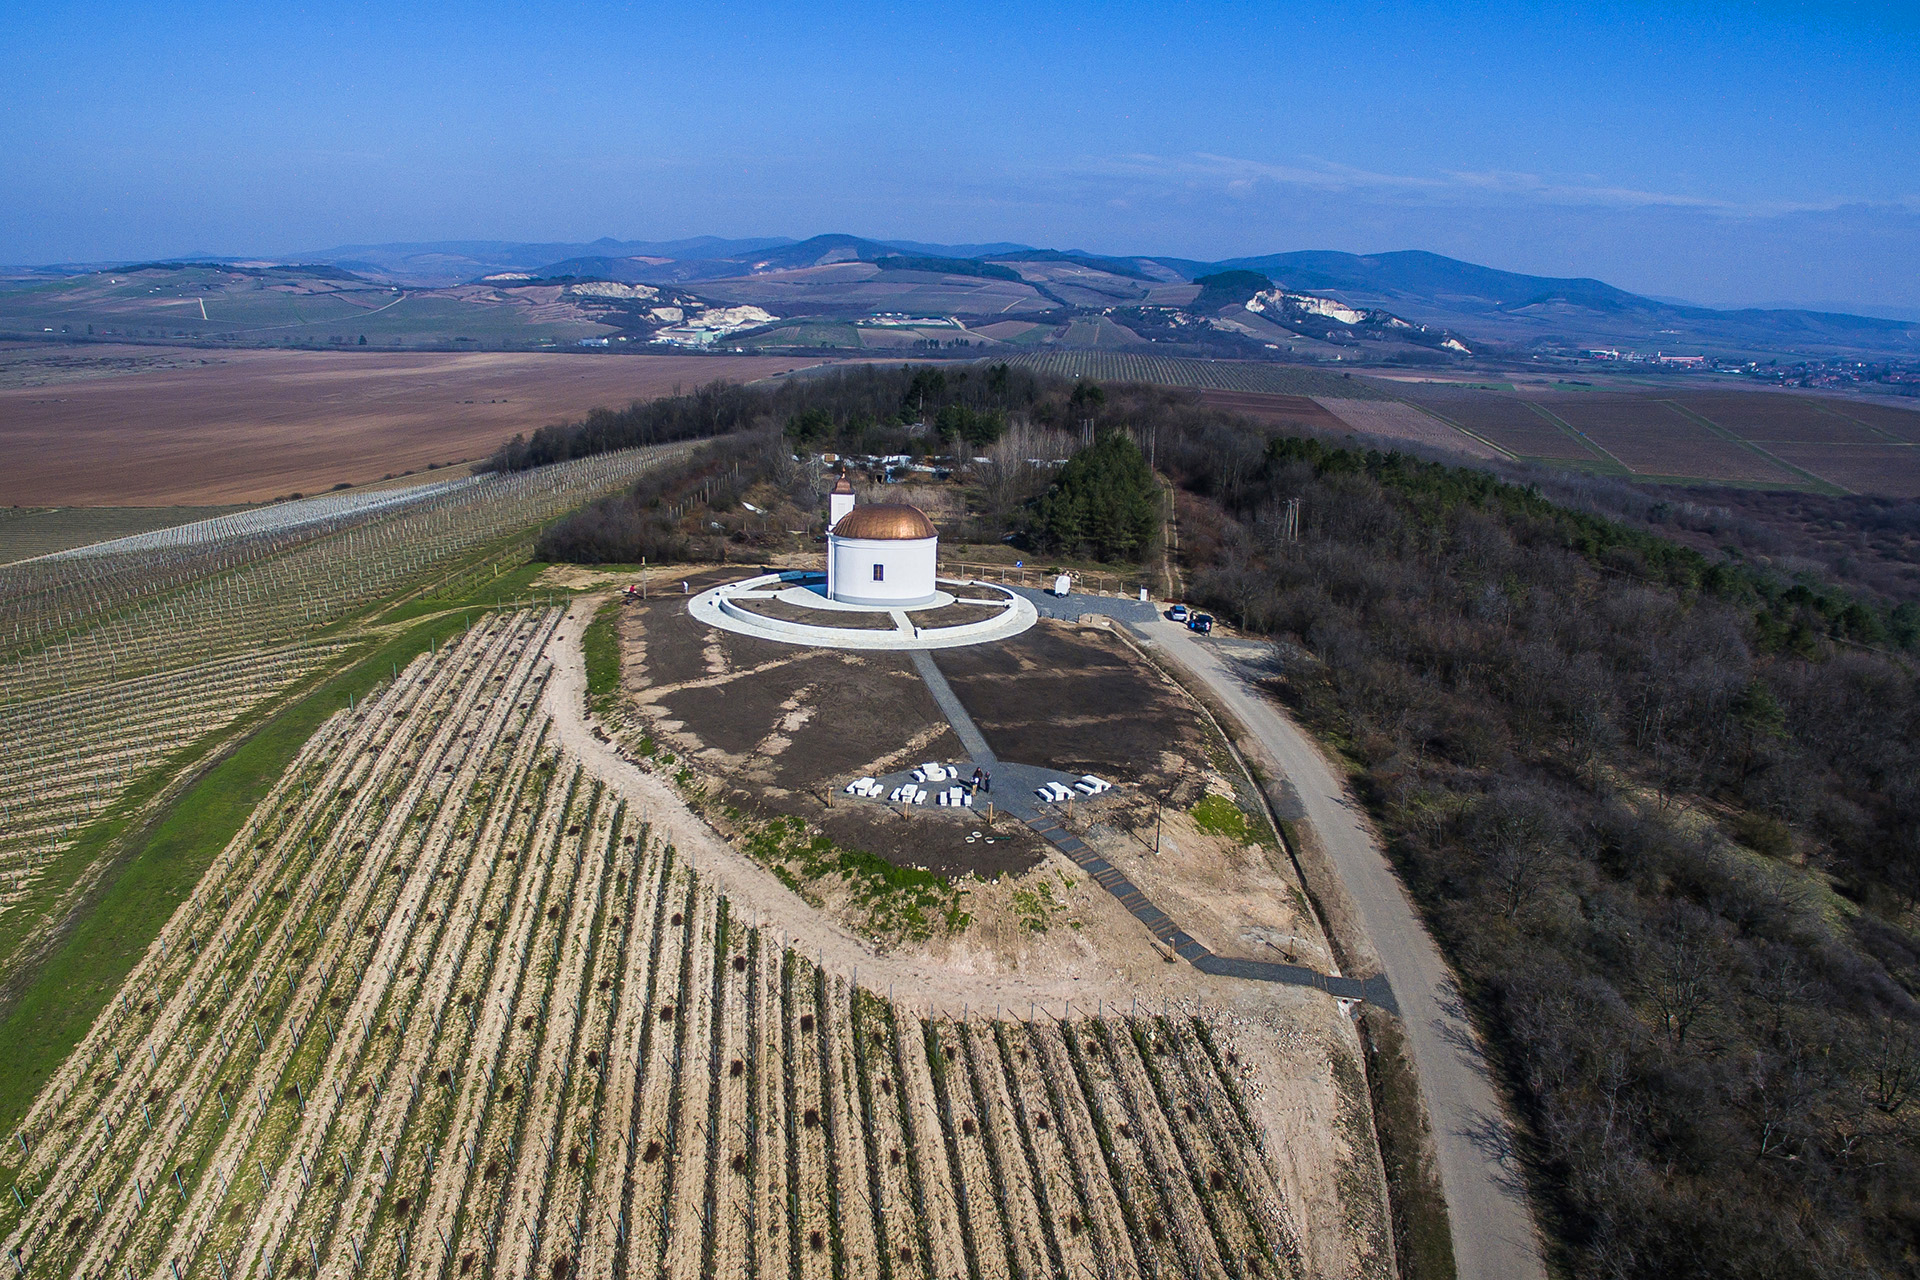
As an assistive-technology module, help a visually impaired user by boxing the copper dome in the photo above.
[831,503,937,541]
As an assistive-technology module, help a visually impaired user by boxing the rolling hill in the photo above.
[8,238,1919,364]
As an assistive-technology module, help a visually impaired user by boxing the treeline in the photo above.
[523,363,1183,565]
[484,379,769,471]
[535,432,794,564]
[486,363,1060,473]
[1030,428,1160,561]
[1260,436,1919,651]
[1164,429,1920,1279]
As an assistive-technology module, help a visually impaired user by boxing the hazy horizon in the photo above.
[5,2,1917,313]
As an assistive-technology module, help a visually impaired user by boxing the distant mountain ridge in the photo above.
[20,236,1920,359]
[1217,249,1915,336]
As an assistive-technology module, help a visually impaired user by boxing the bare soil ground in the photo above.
[1399,386,1601,461]
[932,624,1207,800]
[907,600,1005,626]
[732,596,899,628]
[1315,397,1509,460]
[1827,398,1920,444]
[1760,443,1920,498]
[620,587,1043,879]
[0,346,826,505]
[1543,395,1806,483]
[615,581,1331,984]
[554,590,1393,1275]
[1193,389,1345,430]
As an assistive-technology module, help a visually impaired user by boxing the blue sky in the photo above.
[4,1,1917,311]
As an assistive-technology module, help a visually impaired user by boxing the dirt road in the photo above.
[1138,619,1547,1280]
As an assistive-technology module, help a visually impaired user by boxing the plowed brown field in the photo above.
[0,347,825,505]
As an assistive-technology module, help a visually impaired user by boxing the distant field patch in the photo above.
[1061,317,1105,346]
[1000,350,1396,397]
[1394,386,1602,461]
[0,265,612,346]
[1673,392,1886,444]
[1542,395,1806,484]
[742,321,861,349]
[1822,398,1920,443]
[1758,443,1920,497]
[0,505,247,564]
[0,347,826,505]
[1314,397,1508,460]
[1191,390,1344,429]
[972,320,1043,341]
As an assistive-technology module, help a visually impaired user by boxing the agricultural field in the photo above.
[0,265,617,349]
[0,347,824,506]
[0,507,247,566]
[0,598,1391,1280]
[1058,318,1143,349]
[740,322,863,350]
[1309,399,1506,460]
[1189,392,1344,432]
[1392,385,1603,462]
[1671,391,1890,445]
[1530,394,1823,486]
[1381,382,1920,494]
[1821,397,1920,443]
[0,345,231,391]
[1748,443,1920,499]
[971,321,1047,343]
[0,448,689,990]
[999,352,1396,398]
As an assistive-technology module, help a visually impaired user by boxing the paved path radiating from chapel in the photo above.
[907,593,1395,1010]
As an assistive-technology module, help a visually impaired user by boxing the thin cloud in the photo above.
[1081,152,1918,219]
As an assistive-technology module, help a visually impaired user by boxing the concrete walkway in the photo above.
[904,636,1395,1010]
[908,649,995,762]
[1024,811,1396,1010]
[691,571,1038,651]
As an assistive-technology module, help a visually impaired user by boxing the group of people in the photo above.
[970,767,993,795]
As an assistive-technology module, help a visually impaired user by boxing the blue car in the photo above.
[1188,613,1214,634]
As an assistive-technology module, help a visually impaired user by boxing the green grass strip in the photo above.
[582,596,623,714]
[0,608,489,1136]
[374,556,557,626]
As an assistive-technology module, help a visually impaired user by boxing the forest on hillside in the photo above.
[528,366,1160,564]
[1152,415,1920,1280]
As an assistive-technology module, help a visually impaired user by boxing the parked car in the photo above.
[1188,613,1214,634]
[1167,603,1189,622]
